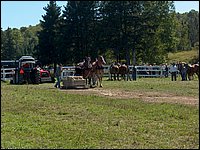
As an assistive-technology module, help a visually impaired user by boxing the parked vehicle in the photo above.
[10,56,54,84]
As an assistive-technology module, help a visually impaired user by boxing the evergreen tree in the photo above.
[37,1,62,70]
[61,1,99,63]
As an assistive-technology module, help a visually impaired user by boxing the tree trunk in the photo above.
[126,48,130,65]
[132,48,136,65]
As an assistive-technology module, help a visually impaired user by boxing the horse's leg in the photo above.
[92,76,96,86]
[96,78,99,86]
[190,72,194,80]
[89,71,95,87]
[90,77,94,88]
[188,73,192,80]
[97,71,103,87]
[94,74,98,86]
[127,73,130,81]
[122,74,125,80]
[192,73,194,80]
[100,77,103,87]
[117,73,119,81]
[99,73,103,87]
[88,77,92,87]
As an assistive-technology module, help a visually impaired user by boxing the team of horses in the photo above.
[74,56,133,88]
[74,56,106,87]
[109,62,131,81]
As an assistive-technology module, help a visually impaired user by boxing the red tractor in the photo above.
[11,56,54,84]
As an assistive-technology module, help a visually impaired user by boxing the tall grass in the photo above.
[1,78,199,149]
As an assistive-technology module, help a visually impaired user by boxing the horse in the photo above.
[74,56,93,85]
[118,64,132,81]
[109,62,131,81]
[109,62,120,81]
[187,64,199,80]
[91,55,106,87]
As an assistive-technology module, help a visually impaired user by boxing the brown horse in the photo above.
[118,64,131,81]
[110,62,131,81]
[187,64,199,80]
[75,56,93,85]
[109,62,120,80]
[92,56,106,87]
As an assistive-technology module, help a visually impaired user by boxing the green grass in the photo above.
[1,78,199,149]
[104,77,199,97]
[167,49,199,64]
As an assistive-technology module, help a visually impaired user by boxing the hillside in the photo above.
[167,49,199,64]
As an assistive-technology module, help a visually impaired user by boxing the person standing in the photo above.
[181,63,187,81]
[132,65,137,81]
[170,63,177,81]
[54,63,62,88]
[164,64,169,78]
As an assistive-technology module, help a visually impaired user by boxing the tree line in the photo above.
[1,1,199,68]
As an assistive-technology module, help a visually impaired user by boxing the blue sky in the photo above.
[1,1,199,31]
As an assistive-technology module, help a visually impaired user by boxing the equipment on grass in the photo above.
[62,76,88,89]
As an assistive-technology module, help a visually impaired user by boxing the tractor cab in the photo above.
[19,56,35,67]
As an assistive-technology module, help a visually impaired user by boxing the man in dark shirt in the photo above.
[132,65,137,81]
[54,63,62,88]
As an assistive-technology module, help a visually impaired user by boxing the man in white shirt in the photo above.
[170,63,178,81]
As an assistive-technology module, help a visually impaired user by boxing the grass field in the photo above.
[1,77,199,149]
[167,49,199,64]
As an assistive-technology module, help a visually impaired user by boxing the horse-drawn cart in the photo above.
[61,76,88,89]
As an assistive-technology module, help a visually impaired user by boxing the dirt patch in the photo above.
[60,88,199,106]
